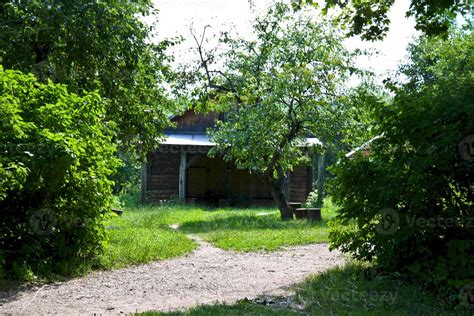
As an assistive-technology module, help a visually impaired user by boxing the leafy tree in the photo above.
[0,67,119,278]
[0,0,174,156]
[329,30,474,301]
[186,3,362,220]
[292,0,473,40]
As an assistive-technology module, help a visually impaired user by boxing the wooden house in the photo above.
[141,109,316,206]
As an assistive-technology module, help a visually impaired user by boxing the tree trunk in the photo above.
[264,176,293,221]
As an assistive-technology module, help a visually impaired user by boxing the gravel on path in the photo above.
[0,236,343,315]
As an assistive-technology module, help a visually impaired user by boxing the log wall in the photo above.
[165,110,224,134]
[289,166,313,203]
[146,151,180,201]
[146,148,312,205]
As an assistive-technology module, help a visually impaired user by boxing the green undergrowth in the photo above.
[294,262,463,315]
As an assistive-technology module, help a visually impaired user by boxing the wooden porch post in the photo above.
[140,160,147,203]
[283,171,290,201]
[179,151,187,203]
[316,151,325,207]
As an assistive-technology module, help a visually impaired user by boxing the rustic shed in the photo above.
[141,109,314,206]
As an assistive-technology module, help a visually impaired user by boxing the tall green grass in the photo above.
[97,206,199,270]
[294,262,462,315]
[97,227,196,269]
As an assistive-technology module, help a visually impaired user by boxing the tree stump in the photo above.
[306,208,322,221]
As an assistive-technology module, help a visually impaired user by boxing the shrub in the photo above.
[0,67,119,279]
[328,31,474,305]
[302,190,320,208]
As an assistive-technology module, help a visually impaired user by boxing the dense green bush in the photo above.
[0,67,119,279]
[328,31,474,305]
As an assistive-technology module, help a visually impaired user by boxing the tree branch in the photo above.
[190,26,243,104]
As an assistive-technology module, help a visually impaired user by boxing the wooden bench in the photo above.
[289,202,303,219]
[112,208,123,216]
[306,208,322,221]
[295,208,322,221]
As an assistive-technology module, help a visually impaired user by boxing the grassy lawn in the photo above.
[178,204,336,251]
[97,198,338,269]
[143,262,464,316]
[139,303,301,316]
[97,226,196,269]
[96,207,197,270]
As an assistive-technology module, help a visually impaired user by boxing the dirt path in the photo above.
[0,236,344,315]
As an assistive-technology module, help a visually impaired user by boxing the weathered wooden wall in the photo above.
[186,155,274,204]
[166,110,224,134]
[146,151,180,201]
[146,149,312,205]
[289,166,313,203]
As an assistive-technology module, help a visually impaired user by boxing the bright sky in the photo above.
[151,0,419,82]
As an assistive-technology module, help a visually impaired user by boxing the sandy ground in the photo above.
[0,236,343,315]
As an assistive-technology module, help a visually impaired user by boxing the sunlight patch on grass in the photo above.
[176,200,338,251]
[97,227,196,269]
[203,226,329,252]
[97,207,200,270]
[179,212,331,252]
